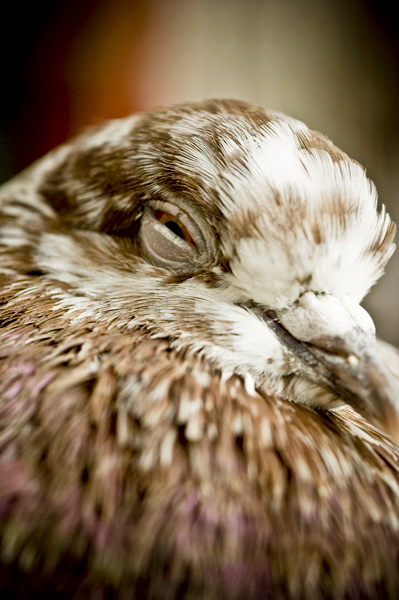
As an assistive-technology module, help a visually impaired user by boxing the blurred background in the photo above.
[0,0,398,343]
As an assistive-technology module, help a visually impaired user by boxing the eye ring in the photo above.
[138,198,217,273]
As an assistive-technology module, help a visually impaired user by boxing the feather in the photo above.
[1,99,399,599]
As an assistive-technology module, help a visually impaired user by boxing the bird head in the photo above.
[1,98,398,439]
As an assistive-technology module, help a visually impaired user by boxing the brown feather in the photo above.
[1,99,399,599]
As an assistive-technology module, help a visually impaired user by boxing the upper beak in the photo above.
[262,292,399,443]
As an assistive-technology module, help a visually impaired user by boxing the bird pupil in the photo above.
[154,210,194,244]
[165,220,185,239]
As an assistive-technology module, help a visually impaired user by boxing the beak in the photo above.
[262,292,399,443]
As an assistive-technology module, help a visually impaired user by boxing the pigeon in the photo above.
[1,98,399,599]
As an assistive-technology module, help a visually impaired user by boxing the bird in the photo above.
[1,97,399,600]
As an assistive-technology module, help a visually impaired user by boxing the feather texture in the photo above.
[1,99,399,599]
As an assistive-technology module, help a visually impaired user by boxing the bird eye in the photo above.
[154,210,195,245]
[139,199,215,273]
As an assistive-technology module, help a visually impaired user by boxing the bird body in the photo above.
[1,99,399,599]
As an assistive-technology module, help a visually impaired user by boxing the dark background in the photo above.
[1,0,398,343]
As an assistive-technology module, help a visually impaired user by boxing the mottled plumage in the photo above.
[1,99,399,599]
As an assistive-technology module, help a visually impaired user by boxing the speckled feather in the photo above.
[1,99,399,599]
